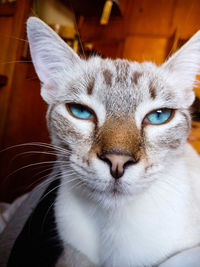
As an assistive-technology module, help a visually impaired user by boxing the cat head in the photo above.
[27,17,200,207]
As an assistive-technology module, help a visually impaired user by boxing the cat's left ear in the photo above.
[27,17,81,104]
[162,31,200,107]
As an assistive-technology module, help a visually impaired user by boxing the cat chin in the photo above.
[88,189,145,209]
[77,179,149,209]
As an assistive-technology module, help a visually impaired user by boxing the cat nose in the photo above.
[98,152,137,179]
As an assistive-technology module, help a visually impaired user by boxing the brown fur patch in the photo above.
[149,80,156,99]
[158,123,188,150]
[164,92,174,102]
[132,71,142,85]
[168,139,182,149]
[158,138,181,150]
[114,60,120,73]
[87,77,95,95]
[91,117,143,160]
[103,69,113,87]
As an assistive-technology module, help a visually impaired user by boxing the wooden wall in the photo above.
[79,0,200,62]
[0,0,50,201]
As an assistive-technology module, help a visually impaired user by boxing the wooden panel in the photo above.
[0,17,13,67]
[0,17,14,133]
[123,36,169,64]
[173,0,200,39]
[78,0,131,43]
[0,0,32,146]
[0,2,16,16]
[125,0,175,36]
[2,63,48,146]
[124,0,200,39]
[79,16,124,42]
[93,40,124,58]
[0,63,50,202]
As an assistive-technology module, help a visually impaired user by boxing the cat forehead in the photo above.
[85,57,159,85]
[72,57,171,113]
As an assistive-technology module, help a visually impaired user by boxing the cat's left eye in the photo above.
[144,109,174,125]
[67,103,94,120]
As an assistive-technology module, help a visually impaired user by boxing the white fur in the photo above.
[159,246,200,267]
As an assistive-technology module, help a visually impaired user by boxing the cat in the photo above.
[26,17,200,267]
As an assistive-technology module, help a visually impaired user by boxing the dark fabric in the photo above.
[7,179,63,267]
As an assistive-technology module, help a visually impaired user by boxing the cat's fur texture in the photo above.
[27,17,200,267]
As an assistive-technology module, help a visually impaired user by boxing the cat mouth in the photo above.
[84,179,126,196]
[108,180,126,196]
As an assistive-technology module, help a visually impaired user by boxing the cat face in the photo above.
[27,17,200,206]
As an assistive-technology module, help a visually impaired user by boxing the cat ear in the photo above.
[162,31,200,106]
[27,17,81,103]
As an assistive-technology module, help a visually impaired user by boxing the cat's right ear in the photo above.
[27,17,81,104]
[162,31,200,107]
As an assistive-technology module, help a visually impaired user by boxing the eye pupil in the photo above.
[156,110,162,118]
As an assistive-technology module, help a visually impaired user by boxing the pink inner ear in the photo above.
[41,83,57,104]
[46,84,55,91]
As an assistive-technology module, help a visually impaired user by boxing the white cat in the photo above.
[27,17,200,267]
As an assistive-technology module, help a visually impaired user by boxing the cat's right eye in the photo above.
[66,103,94,120]
[143,108,174,125]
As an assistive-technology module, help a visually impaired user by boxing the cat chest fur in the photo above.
[55,165,200,267]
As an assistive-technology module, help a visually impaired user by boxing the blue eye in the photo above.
[68,104,93,119]
[146,109,173,124]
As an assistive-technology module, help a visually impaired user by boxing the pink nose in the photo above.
[98,152,137,179]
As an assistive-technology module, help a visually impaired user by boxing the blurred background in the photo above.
[0,0,200,202]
